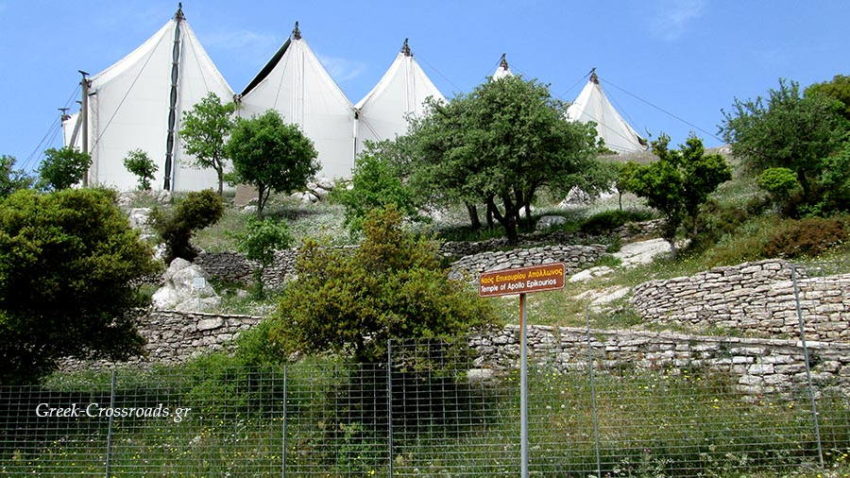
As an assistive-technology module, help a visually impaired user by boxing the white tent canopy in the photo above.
[354,39,445,156]
[238,22,355,179]
[566,70,647,154]
[66,6,234,191]
[491,53,513,80]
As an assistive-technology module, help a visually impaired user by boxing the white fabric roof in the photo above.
[62,113,81,150]
[238,25,355,179]
[491,54,513,80]
[69,12,233,191]
[566,73,646,154]
[354,40,445,156]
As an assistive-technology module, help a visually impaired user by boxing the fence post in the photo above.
[791,264,825,467]
[104,369,116,478]
[585,307,602,478]
[387,340,394,478]
[282,366,288,478]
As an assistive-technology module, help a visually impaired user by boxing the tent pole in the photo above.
[163,3,184,191]
[79,70,90,187]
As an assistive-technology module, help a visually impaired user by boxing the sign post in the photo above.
[478,262,566,478]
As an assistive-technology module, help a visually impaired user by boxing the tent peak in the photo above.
[401,38,411,56]
[292,21,301,40]
[174,2,184,21]
[499,53,509,70]
[589,67,599,84]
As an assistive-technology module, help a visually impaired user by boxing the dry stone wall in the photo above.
[449,244,606,281]
[61,310,263,370]
[471,325,850,395]
[631,260,850,341]
[195,250,298,289]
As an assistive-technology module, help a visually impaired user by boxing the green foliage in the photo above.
[332,153,422,233]
[180,92,237,195]
[814,141,850,215]
[237,217,293,298]
[122,149,158,190]
[580,208,655,235]
[763,217,847,259]
[0,155,33,198]
[720,79,849,202]
[0,188,159,383]
[37,147,92,190]
[225,110,319,216]
[756,167,801,212]
[151,190,224,262]
[271,206,499,366]
[625,135,731,250]
[805,74,850,121]
[406,75,600,244]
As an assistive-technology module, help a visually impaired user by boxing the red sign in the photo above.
[478,263,566,297]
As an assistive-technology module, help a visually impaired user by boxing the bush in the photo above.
[764,217,847,258]
[123,149,158,190]
[38,147,91,190]
[580,209,654,235]
[0,188,159,383]
[271,206,499,368]
[331,153,422,233]
[151,190,224,262]
[237,217,293,298]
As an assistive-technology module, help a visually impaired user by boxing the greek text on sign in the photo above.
[478,263,566,297]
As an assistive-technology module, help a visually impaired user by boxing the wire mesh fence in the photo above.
[2,260,850,476]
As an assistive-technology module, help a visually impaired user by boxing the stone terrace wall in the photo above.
[631,260,850,341]
[449,244,606,280]
[195,250,298,289]
[472,325,850,395]
[61,311,263,370]
[440,220,662,258]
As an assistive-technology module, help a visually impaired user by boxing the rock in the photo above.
[241,205,257,215]
[155,189,172,205]
[569,266,614,283]
[197,318,224,331]
[536,215,567,231]
[316,177,335,190]
[613,238,672,268]
[591,286,630,306]
[467,368,495,382]
[128,208,151,229]
[152,258,220,312]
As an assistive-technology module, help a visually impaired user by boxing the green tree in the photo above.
[815,141,850,214]
[180,92,237,195]
[805,74,850,121]
[407,76,599,244]
[38,147,92,190]
[332,152,422,233]
[757,167,801,211]
[238,217,293,299]
[123,149,158,190]
[150,190,224,262]
[0,155,33,198]
[614,161,643,211]
[225,110,319,217]
[272,206,498,366]
[0,188,159,383]
[626,135,731,252]
[720,79,849,201]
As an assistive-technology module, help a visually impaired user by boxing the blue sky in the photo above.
[2,0,848,172]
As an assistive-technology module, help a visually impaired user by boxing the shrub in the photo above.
[0,155,33,198]
[580,209,654,235]
[151,190,224,262]
[37,147,91,190]
[0,188,159,383]
[331,153,422,233]
[123,149,158,190]
[271,206,499,368]
[764,217,847,258]
[237,217,293,298]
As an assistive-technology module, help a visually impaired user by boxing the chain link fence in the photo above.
[2,261,850,476]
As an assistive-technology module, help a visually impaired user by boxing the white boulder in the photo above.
[152,258,221,312]
[613,238,673,268]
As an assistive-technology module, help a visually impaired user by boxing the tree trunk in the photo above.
[466,203,481,230]
[486,198,496,229]
[490,195,519,245]
[256,185,266,218]
[618,191,623,211]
